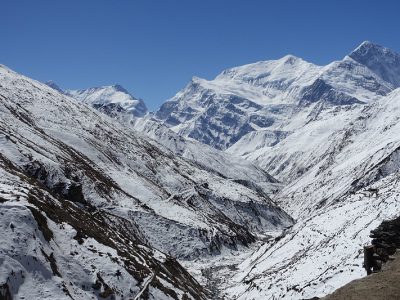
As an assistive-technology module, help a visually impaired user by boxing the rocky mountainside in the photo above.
[132,117,281,195]
[0,64,293,299]
[0,162,206,300]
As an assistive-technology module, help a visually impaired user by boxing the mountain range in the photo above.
[1,41,400,299]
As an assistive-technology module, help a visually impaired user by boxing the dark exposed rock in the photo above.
[40,249,61,277]
[362,215,400,275]
[0,283,12,300]
[300,79,364,106]
[28,207,54,242]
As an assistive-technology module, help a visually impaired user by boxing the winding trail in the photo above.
[133,272,155,300]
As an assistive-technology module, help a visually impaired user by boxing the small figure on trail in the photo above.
[363,245,381,275]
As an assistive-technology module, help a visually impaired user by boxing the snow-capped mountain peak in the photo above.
[215,53,318,85]
[64,84,148,118]
[45,81,149,119]
[347,40,400,87]
[349,40,392,58]
[156,41,400,150]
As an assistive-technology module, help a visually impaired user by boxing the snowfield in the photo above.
[227,177,400,299]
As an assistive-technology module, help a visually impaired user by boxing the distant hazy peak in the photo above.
[45,80,64,94]
[67,84,135,96]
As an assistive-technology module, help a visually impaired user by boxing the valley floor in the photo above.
[179,233,280,299]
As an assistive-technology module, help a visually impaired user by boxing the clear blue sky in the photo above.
[1,0,399,110]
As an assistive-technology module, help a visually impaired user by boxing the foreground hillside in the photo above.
[0,164,206,300]
[324,252,400,300]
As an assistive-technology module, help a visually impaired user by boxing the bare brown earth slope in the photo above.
[323,252,400,300]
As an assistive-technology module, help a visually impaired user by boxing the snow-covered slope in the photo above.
[65,84,148,118]
[156,42,398,151]
[0,64,294,299]
[0,164,206,300]
[219,88,400,299]
[58,81,283,198]
[132,117,281,195]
